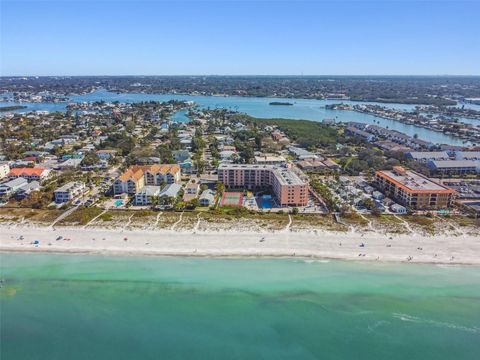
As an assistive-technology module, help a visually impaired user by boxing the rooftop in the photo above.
[7,167,48,177]
[218,163,304,186]
[254,155,287,163]
[118,164,180,182]
[429,160,479,168]
[408,151,449,159]
[377,168,453,193]
[136,185,161,196]
[0,177,28,188]
[160,183,182,197]
[55,181,85,193]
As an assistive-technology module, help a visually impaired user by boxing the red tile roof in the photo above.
[7,167,48,177]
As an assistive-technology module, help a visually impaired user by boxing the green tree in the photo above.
[215,182,225,195]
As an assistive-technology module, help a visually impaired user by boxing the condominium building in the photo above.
[114,166,145,195]
[114,164,181,195]
[54,182,87,203]
[375,166,455,210]
[218,164,308,207]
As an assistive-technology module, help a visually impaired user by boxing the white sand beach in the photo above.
[1,224,479,265]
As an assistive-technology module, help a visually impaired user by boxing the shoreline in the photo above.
[1,225,479,265]
[2,248,479,267]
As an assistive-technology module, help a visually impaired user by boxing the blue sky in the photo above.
[1,0,479,75]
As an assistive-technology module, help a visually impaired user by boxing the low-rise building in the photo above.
[375,166,455,210]
[297,159,327,171]
[390,203,407,214]
[455,151,480,161]
[159,183,182,199]
[55,158,83,170]
[6,167,50,183]
[345,126,376,142]
[199,189,215,206]
[172,150,191,163]
[0,177,28,197]
[427,160,480,175]
[287,146,318,160]
[134,186,161,206]
[254,154,287,166]
[54,182,87,203]
[183,182,200,202]
[96,149,117,159]
[407,151,450,163]
[15,181,40,199]
[322,159,341,170]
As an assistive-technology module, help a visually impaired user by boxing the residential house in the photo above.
[6,167,50,183]
[172,150,191,163]
[96,149,117,159]
[199,189,215,206]
[0,177,28,197]
[15,181,41,199]
[183,182,200,202]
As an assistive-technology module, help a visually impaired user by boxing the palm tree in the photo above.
[215,182,225,195]
[151,195,160,209]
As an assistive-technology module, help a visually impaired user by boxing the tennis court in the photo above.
[221,192,244,207]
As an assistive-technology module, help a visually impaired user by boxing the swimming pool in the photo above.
[114,200,123,207]
[256,195,274,209]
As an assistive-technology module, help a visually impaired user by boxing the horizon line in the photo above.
[1,74,480,78]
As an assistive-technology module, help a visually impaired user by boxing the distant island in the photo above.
[0,105,27,112]
[269,101,294,106]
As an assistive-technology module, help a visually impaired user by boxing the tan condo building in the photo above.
[375,166,455,210]
[114,164,181,195]
[218,164,308,207]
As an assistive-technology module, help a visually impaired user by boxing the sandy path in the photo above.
[84,209,108,229]
[170,211,184,231]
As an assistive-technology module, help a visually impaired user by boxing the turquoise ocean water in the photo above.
[1,253,479,359]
